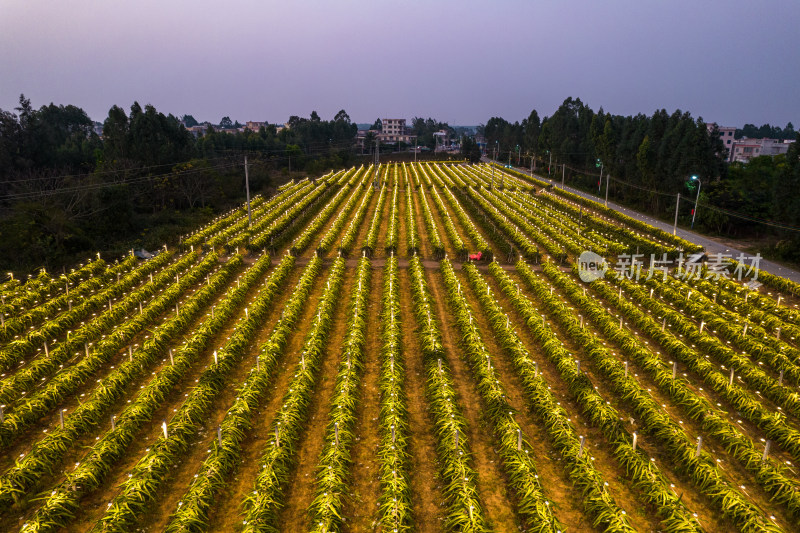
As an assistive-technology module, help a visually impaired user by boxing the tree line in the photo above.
[736,122,795,140]
[482,97,800,261]
[0,96,358,273]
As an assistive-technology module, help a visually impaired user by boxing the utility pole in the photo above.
[690,176,702,229]
[369,137,380,187]
[491,145,496,189]
[530,154,534,176]
[548,151,552,176]
[561,163,565,188]
[605,172,610,207]
[598,162,603,194]
[673,193,681,235]
[244,156,252,227]
[374,138,380,176]
[372,139,379,188]
[491,160,495,189]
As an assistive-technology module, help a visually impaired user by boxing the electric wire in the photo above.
[527,161,800,234]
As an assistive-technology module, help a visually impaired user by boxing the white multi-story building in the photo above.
[380,118,416,144]
[708,123,794,163]
[731,137,793,163]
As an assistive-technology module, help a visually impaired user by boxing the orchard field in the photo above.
[1,162,800,532]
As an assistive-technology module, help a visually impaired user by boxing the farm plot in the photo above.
[0,163,797,532]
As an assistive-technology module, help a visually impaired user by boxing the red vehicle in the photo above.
[468,251,482,261]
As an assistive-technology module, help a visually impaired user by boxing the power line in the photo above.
[0,133,387,203]
[695,202,800,233]
[2,153,239,185]
[1,138,361,202]
[4,138,357,185]
[548,162,800,234]
[208,139,356,158]
[605,173,677,199]
[0,160,242,202]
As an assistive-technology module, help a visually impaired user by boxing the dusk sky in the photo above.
[2,0,798,128]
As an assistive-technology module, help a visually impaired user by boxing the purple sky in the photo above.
[2,1,798,128]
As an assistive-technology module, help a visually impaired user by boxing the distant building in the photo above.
[186,125,209,138]
[730,139,762,162]
[380,118,403,137]
[708,123,794,163]
[730,137,793,163]
[355,118,417,151]
[245,121,266,131]
[433,129,459,152]
[355,129,378,152]
[379,118,416,144]
[708,123,737,161]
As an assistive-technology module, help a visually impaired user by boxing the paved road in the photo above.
[501,163,800,283]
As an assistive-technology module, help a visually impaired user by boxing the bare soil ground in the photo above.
[276,266,357,531]
[342,264,384,532]
[397,267,446,532]
[423,265,523,531]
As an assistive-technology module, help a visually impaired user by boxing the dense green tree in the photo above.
[334,110,350,123]
[363,131,376,154]
[102,105,130,162]
[286,115,303,129]
[484,116,515,157]
[0,108,22,179]
[736,122,796,140]
[331,110,356,145]
[412,117,454,150]
[277,111,356,158]
[0,98,363,273]
[484,98,757,236]
[126,104,195,166]
[636,136,654,183]
[1,95,99,172]
[460,136,482,163]
[523,110,540,156]
[286,144,303,171]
